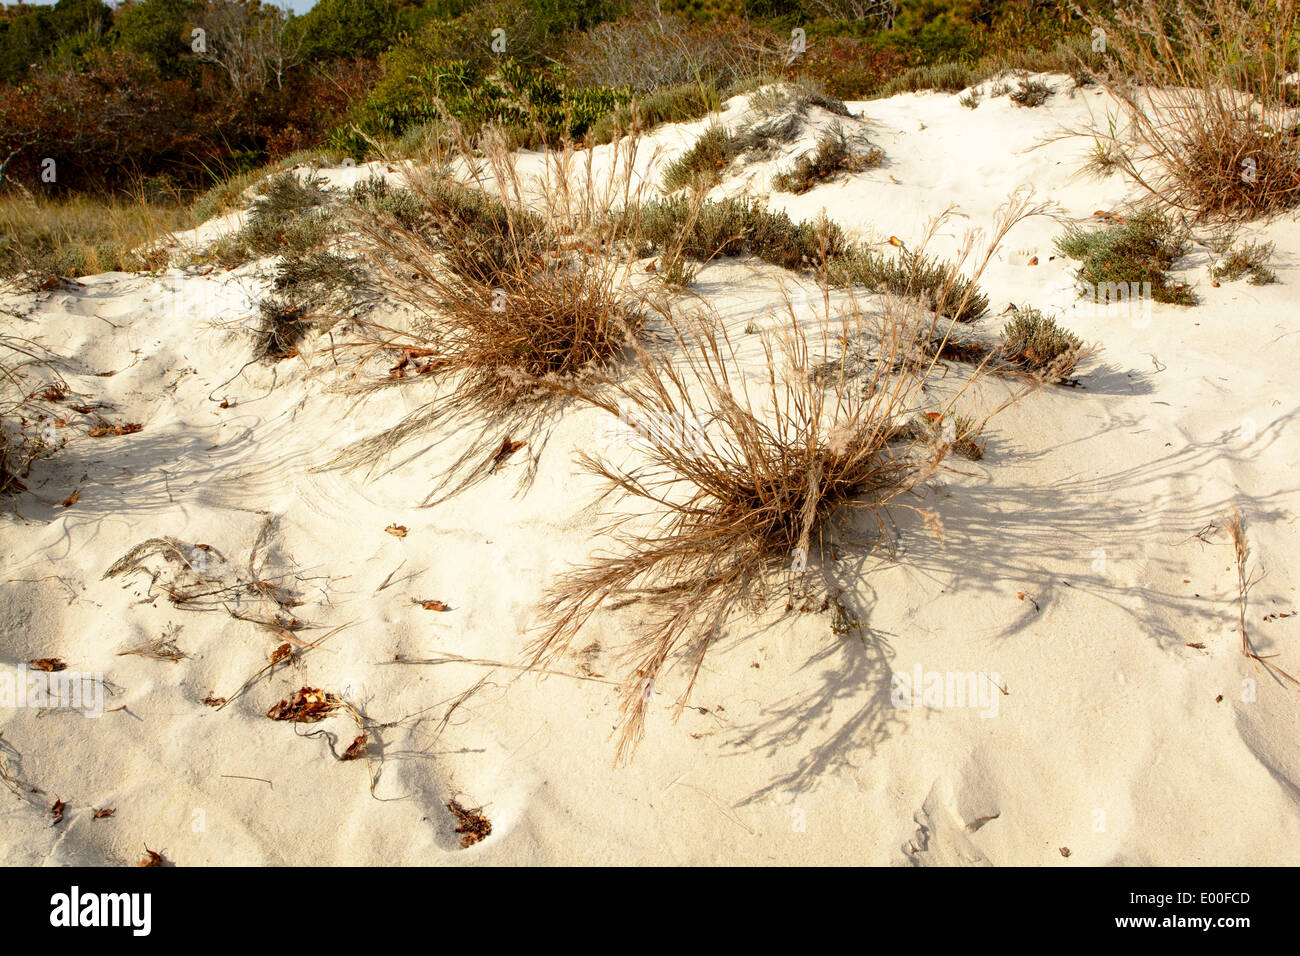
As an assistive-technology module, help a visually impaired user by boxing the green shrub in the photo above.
[1009,78,1052,107]
[640,196,845,270]
[999,308,1085,381]
[662,125,736,191]
[772,124,883,194]
[240,173,335,256]
[1212,240,1277,285]
[351,46,628,151]
[1055,209,1196,306]
[827,247,989,322]
[286,0,398,63]
[590,83,720,142]
[349,174,425,229]
[878,61,976,96]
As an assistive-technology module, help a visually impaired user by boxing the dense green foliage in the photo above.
[0,0,1107,194]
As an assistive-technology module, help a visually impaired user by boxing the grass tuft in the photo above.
[0,193,183,290]
[1009,78,1052,107]
[1076,0,1300,220]
[1212,239,1277,285]
[340,125,657,504]
[772,124,884,194]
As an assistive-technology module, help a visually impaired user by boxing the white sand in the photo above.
[2,74,1298,865]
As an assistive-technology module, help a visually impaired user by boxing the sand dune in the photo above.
[2,76,1298,866]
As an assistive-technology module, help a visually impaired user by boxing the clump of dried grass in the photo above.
[826,244,990,323]
[1227,508,1298,686]
[663,84,860,194]
[528,198,1044,762]
[117,624,187,662]
[638,193,989,323]
[1077,0,1300,221]
[747,79,852,119]
[0,190,184,291]
[339,122,659,504]
[0,335,68,494]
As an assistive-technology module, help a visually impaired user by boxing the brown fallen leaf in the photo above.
[342,734,368,761]
[1187,642,1207,650]
[267,686,339,723]
[201,695,227,707]
[1059,847,1071,858]
[1027,256,1039,266]
[415,599,450,611]
[385,523,408,537]
[88,423,143,438]
[138,846,165,867]
[219,398,231,409]
[93,807,115,819]
[30,658,66,672]
[51,799,67,824]
[61,489,79,508]
[40,384,68,402]
[391,348,446,378]
[490,436,526,469]
[269,642,292,664]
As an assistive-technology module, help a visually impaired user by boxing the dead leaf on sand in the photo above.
[88,423,143,438]
[385,524,408,537]
[415,599,450,611]
[447,800,492,848]
[267,687,339,723]
[138,846,165,867]
[30,658,66,672]
[342,734,368,761]
[61,489,79,508]
[490,437,525,470]
[93,807,115,819]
